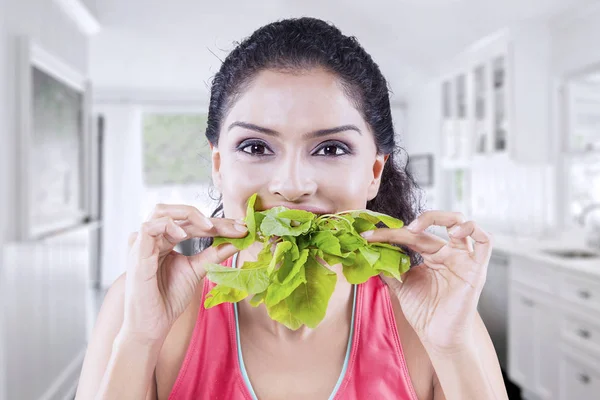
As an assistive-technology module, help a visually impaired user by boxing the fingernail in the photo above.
[235,218,246,225]
[407,220,419,232]
[448,226,460,236]
[234,223,248,232]
[175,225,187,239]
[204,217,214,229]
[360,230,374,238]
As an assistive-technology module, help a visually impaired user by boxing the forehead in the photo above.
[223,68,367,133]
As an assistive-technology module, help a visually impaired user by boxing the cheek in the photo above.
[219,156,271,218]
[315,161,374,210]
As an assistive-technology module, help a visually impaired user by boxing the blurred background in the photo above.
[1,0,600,399]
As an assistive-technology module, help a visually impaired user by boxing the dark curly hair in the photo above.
[196,17,425,266]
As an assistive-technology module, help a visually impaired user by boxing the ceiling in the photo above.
[89,0,593,102]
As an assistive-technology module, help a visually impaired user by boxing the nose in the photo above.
[268,154,317,202]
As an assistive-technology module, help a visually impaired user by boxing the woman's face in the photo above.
[211,68,387,219]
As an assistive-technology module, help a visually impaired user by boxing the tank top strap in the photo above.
[169,255,253,400]
[332,276,419,400]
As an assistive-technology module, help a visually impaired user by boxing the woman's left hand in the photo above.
[361,210,493,354]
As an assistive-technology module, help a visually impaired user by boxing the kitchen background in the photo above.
[1,0,600,399]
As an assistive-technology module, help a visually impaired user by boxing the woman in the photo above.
[76,17,508,400]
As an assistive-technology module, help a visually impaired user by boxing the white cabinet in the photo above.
[558,346,600,400]
[1,227,92,400]
[564,82,600,153]
[508,284,556,400]
[508,254,600,400]
[559,272,600,313]
[439,23,552,168]
[508,286,536,386]
[440,34,509,166]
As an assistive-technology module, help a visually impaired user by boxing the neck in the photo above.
[236,242,354,340]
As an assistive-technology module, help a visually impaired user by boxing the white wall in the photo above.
[0,1,89,398]
[90,29,215,97]
[0,0,89,244]
[405,81,442,211]
[94,104,145,288]
[552,6,600,77]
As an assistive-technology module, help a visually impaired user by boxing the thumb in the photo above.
[379,273,404,298]
[189,243,239,279]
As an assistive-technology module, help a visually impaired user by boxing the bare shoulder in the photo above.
[386,284,436,400]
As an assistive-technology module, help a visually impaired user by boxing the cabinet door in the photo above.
[565,82,600,153]
[509,287,557,399]
[441,80,457,160]
[558,350,600,400]
[508,288,536,386]
[455,73,472,160]
[472,64,489,154]
[491,55,508,153]
[535,305,556,400]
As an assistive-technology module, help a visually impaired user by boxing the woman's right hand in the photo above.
[120,204,248,345]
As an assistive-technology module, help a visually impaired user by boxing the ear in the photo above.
[367,154,389,201]
[210,142,222,191]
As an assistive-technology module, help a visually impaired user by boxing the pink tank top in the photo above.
[169,253,418,400]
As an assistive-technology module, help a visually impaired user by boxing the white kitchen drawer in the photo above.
[561,313,600,357]
[510,257,557,294]
[559,351,600,400]
[559,274,600,312]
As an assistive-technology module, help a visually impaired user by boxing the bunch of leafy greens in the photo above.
[204,193,411,330]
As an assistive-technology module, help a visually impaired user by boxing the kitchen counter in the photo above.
[490,229,600,277]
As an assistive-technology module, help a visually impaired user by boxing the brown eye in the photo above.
[323,145,341,155]
[314,142,350,157]
[239,140,274,156]
[244,144,266,154]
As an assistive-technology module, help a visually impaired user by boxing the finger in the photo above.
[406,211,466,233]
[135,217,188,260]
[178,216,248,239]
[361,227,446,255]
[448,221,475,252]
[149,203,214,229]
[188,242,240,279]
[149,203,247,239]
[449,221,493,265]
[407,210,469,251]
[128,217,188,280]
[128,232,139,248]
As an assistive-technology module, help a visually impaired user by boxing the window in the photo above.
[140,113,218,220]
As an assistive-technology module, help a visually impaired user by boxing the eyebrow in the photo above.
[227,121,362,138]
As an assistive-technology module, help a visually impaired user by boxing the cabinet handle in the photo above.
[578,290,591,300]
[577,329,591,339]
[521,297,534,307]
[579,374,591,384]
